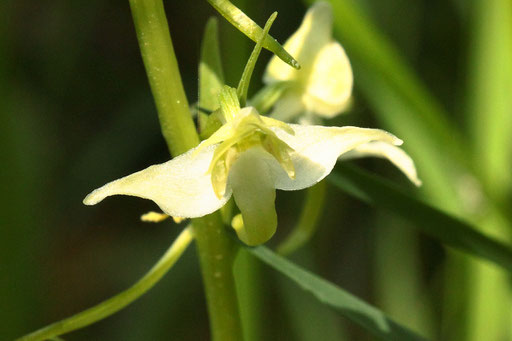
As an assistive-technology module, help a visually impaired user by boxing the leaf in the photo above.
[207,0,300,69]
[457,2,512,339]
[467,0,512,199]
[199,17,225,133]
[199,17,225,111]
[247,246,428,341]
[328,165,512,273]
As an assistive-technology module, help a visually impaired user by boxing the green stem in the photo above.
[193,214,244,341]
[16,227,194,341]
[130,2,243,340]
[129,0,199,156]
[237,12,277,107]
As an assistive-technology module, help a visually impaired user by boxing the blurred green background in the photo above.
[1,0,511,340]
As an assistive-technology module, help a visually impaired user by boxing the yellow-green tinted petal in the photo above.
[228,147,277,246]
[140,211,170,223]
[83,144,231,218]
[210,153,230,198]
[269,90,305,122]
[303,41,353,117]
[260,116,295,135]
[269,124,401,190]
[263,1,333,83]
[194,122,232,156]
[339,141,422,186]
[262,135,296,179]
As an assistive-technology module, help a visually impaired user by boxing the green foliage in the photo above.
[329,166,512,273]
[249,246,428,340]
[5,0,512,340]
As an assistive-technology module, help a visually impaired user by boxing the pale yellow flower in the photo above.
[84,87,418,246]
[264,1,353,122]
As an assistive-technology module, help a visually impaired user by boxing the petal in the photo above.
[303,41,353,118]
[269,90,305,122]
[260,115,295,135]
[140,211,170,223]
[194,122,232,156]
[228,147,277,246]
[263,1,333,83]
[83,144,231,218]
[339,141,422,186]
[268,124,402,190]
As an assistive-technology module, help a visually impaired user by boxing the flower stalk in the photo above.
[193,215,244,341]
[16,227,195,341]
[129,1,243,339]
[129,0,199,156]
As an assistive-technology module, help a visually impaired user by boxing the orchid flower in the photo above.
[84,87,417,246]
[263,1,353,123]
[263,2,420,187]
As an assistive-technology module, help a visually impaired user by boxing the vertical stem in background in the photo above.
[129,0,199,156]
[129,1,243,340]
[462,1,512,340]
[374,216,433,338]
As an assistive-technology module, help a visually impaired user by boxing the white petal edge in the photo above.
[268,124,402,190]
[339,141,422,186]
[303,41,353,118]
[83,144,231,218]
[263,1,333,84]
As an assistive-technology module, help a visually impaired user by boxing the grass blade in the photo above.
[456,1,512,339]
[248,246,428,341]
[328,165,512,273]
[198,17,225,134]
[207,0,300,69]
[199,17,225,112]
[468,0,512,197]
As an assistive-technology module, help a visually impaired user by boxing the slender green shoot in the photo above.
[16,227,194,341]
[237,12,277,107]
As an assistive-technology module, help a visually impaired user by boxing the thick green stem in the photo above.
[129,0,199,156]
[193,214,244,341]
[130,1,243,340]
